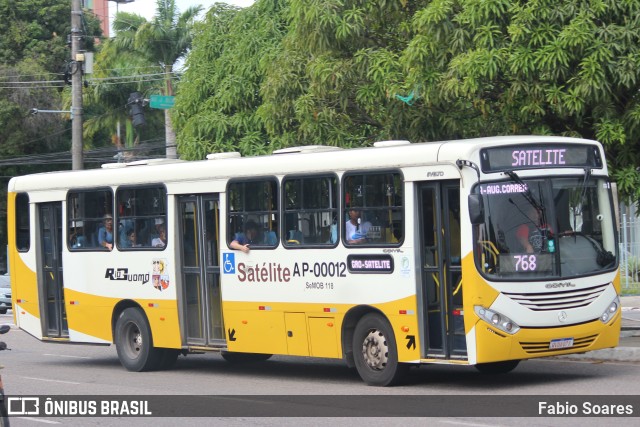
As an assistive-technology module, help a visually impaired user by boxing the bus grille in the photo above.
[519,334,598,354]
[502,283,609,311]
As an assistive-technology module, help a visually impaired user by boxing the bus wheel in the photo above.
[221,352,272,363]
[353,313,407,386]
[115,307,162,371]
[474,360,520,375]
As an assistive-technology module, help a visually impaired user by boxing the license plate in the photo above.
[549,338,574,349]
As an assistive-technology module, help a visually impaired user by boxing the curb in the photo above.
[552,347,640,363]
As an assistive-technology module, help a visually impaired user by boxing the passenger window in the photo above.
[116,186,167,250]
[227,178,279,249]
[68,189,113,251]
[283,175,338,247]
[343,172,403,246]
[15,193,30,252]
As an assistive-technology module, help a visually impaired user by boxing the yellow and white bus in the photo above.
[8,136,621,386]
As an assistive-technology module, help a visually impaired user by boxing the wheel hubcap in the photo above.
[125,323,143,357]
[361,329,389,371]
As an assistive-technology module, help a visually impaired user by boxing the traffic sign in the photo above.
[149,95,175,109]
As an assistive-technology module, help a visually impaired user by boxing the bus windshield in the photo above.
[474,176,617,280]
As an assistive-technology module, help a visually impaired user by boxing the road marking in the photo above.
[22,376,82,385]
[18,417,61,424]
[43,353,92,359]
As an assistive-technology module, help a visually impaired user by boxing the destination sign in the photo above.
[347,254,394,274]
[480,144,602,172]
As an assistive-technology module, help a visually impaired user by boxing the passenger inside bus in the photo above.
[122,228,141,248]
[346,209,371,244]
[230,221,260,253]
[69,221,86,248]
[98,214,114,250]
[151,224,167,248]
[516,205,552,253]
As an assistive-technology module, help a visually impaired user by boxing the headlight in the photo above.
[475,306,520,335]
[599,296,620,324]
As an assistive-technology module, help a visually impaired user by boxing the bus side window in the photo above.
[227,178,279,249]
[282,175,338,247]
[68,189,113,251]
[116,186,167,250]
[15,193,30,252]
[343,172,403,246]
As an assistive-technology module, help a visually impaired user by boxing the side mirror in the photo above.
[468,194,484,225]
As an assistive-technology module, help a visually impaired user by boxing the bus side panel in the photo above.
[7,192,43,339]
[222,296,422,362]
[144,301,181,349]
[462,254,500,364]
[63,288,181,348]
[223,305,288,355]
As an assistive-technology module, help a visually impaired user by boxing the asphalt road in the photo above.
[1,310,639,426]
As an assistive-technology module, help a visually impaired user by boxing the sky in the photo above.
[109,0,255,22]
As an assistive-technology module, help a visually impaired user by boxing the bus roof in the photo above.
[8,135,601,192]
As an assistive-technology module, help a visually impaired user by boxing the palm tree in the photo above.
[111,0,202,158]
[85,34,162,159]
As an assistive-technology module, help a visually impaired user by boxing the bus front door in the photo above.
[418,181,466,359]
[38,202,68,338]
[178,195,224,347]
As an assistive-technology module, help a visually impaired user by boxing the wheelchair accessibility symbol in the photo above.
[223,252,236,274]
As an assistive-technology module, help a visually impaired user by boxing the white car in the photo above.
[0,275,11,314]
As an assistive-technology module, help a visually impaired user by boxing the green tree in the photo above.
[174,1,288,159]
[401,0,640,201]
[0,0,101,271]
[84,37,165,160]
[174,0,640,205]
[111,0,202,158]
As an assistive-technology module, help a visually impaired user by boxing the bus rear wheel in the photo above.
[474,360,520,374]
[353,313,407,386]
[115,307,162,371]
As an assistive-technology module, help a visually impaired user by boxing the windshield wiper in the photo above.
[505,170,547,227]
[572,168,593,233]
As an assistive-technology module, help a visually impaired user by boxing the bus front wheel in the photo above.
[115,307,162,371]
[353,313,407,386]
[474,360,520,374]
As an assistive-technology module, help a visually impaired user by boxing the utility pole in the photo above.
[71,0,84,170]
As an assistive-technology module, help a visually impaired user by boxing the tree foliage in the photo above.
[84,37,165,154]
[174,0,640,203]
[174,1,289,159]
[0,0,100,270]
[111,0,202,158]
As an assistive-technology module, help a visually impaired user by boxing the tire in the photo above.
[0,309,6,315]
[0,383,9,427]
[114,307,162,371]
[353,313,408,386]
[474,360,520,375]
[221,352,272,363]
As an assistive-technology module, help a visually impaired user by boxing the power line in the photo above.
[0,141,174,168]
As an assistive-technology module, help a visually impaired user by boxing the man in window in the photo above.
[346,209,371,244]
[230,221,260,253]
[98,214,114,250]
